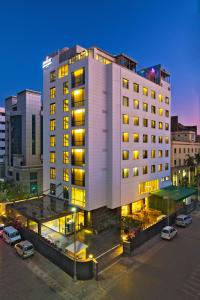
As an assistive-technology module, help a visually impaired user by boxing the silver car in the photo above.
[175,215,192,227]
[15,240,34,258]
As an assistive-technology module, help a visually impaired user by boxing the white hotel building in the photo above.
[0,107,5,179]
[43,45,171,230]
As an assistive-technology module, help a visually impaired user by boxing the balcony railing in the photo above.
[71,179,85,187]
[71,120,85,127]
[71,100,85,108]
[71,139,85,146]
[71,160,85,166]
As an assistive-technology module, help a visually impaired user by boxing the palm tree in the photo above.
[185,155,195,185]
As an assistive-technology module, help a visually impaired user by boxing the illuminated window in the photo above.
[165,163,169,170]
[63,99,69,112]
[143,166,148,174]
[122,132,129,142]
[71,188,86,207]
[158,108,163,116]
[133,99,139,109]
[58,64,68,78]
[151,90,156,99]
[143,87,148,96]
[133,116,139,126]
[63,151,69,164]
[63,168,69,182]
[165,123,169,130]
[122,114,129,124]
[71,68,85,88]
[63,134,69,147]
[165,110,169,117]
[96,54,111,65]
[165,97,170,104]
[50,167,56,179]
[158,150,163,157]
[158,164,163,172]
[159,136,163,143]
[122,78,129,89]
[49,151,56,163]
[63,116,69,129]
[122,150,129,160]
[143,134,148,143]
[71,169,85,186]
[50,87,56,99]
[151,165,156,173]
[133,150,139,160]
[50,119,56,131]
[133,167,139,176]
[50,135,56,147]
[63,81,69,95]
[151,150,156,158]
[151,135,156,143]
[151,120,156,129]
[71,88,85,107]
[71,109,85,126]
[50,103,56,115]
[143,118,148,127]
[63,186,69,200]
[151,105,156,114]
[165,136,169,144]
[71,149,85,166]
[165,150,169,157]
[139,179,159,194]
[143,150,148,159]
[133,133,139,143]
[50,70,56,82]
[158,94,163,102]
[143,102,148,112]
[122,96,129,107]
[133,83,139,93]
[159,122,163,129]
[122,168,129,178]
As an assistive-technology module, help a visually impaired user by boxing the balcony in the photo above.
[71,139,85,146]
[71,179,85,187]
[71,120,85,127]
[71,100,85,108]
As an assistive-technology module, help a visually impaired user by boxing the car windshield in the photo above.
[162,230,169,234]
[24,245,33,251]
[177,218,183,221]
[9,231,19,238]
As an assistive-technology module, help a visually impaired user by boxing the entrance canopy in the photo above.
[150,186,197,202]
[65,241,88,254]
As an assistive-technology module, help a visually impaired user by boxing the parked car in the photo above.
[176,215,192,227]
[161,226,177,240]
[15,240,34,258]
[0,224,5,237]
[2,226,21,245]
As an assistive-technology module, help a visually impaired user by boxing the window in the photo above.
[30,172,37,180]
[50,119,56,131]
[71,88,85,107]
[122,96,129,107]
[71,149,85,166]
[165,163,169,170]
[63,134,69,147]
[151,135,156,143]
[63,168,69,182]
[63,116,69,129]
[133,150,139,160]
[50,167,56,179]
[165,110,169,117]
[50,103,56,115]
[165,150,169,157]
[133,83,139,93]
[158,108,163,116]
[159,136,163,143]
[50,151,56,163]
[165,136,169,144]
[71,68,85,88]
[50,135,56,147]
[174,160,176,166]
[151,90,156,99]
[151,150,156,158]
[50,87,56,99]
[71,109,85,126]
[71,187,86,207]
[133,99,139,109]
[50,70,56,82]
[133,167,139,176]
[151,165,156,173]
[71,169,85,186]
[96,54,111,65]
[133,116,139,126]
[151,120,156,129]
[143,150,148,159]
[122,78,129,89]
[122,150,129,160]
[143,87,148,96]
[63,186,69,200]
[158,94,163,102]
[143,102,148,112]
[143,134,148,143]
[63,151,69,164]
[143,166,148,174]
[174,148,176,154]
[165,97,170,104]
[158,164,163,172]
[122,168,129,178]
[122,114,129,124]
[143,118,148,127]
[72,129,85,146]
[58,64,68,78]
[159,122,163,129]
[122,132,129,142]
[133,133,139,143]
[151,105,156,114]
[139,179,159,194]
[16,172,20,181]
[158,150,163,157]
[63,99,69,112]
[165,123,169,130]
[179,148,181,153]
[63,81,69,95]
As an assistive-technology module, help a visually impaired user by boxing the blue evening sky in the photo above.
[0,0,199,131]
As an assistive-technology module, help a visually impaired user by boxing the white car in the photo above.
[161,226,177,240]
[176,215,192,227]
[15,240,34,258]
[3,226,21,245]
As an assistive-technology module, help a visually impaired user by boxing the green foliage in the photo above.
[0,181,31,203]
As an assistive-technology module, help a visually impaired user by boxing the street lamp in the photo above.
[71,207,77,281]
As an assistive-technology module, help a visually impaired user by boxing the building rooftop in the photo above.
[151,186,197,202]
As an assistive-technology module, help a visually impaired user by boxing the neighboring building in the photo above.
[0,107,5,179]
[171,116,200,186]
[43,45,171,232]
[5,90,43,193]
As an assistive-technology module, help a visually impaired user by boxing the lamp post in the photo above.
[72,207,77,281]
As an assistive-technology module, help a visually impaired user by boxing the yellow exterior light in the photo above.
[88,254,93,259]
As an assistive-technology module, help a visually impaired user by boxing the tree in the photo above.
[185,155,195,185]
